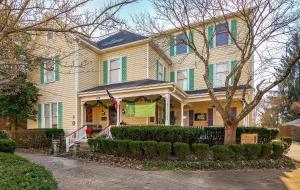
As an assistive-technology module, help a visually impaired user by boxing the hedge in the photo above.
[111,126,279,145]
[244,144,262,160]
[0,152,58,190]
[191,143,209,160]
[0,139,16,153]
[142,141,158,159]
[0,130,9,139]
[12,129,64,149]
[157,142,172,160]
[228,144,245,160]
[211,145,235,161]
[272,140,285,159]
[173,142,189,160]
[261,144,273,159]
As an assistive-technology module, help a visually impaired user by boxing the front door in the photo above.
[109,106,117,125]
[208,108,213,126]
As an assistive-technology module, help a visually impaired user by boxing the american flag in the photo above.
[106,88,118,111]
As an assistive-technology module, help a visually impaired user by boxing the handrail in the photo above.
[65,125,87,137]
[65,125,87,152]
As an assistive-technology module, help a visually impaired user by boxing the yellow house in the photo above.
[27,15,254,138]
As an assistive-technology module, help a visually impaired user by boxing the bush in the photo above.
[191,143,209,160]
[173,142,189,160]
[0,139,16,153]
[128,141,143,159]
[261,144,273,159]
[211,145,235,161]
[101,139,111,154]
[157,142,172,160]
[107,139,118,155]
[12,129,64,149]
[0,130,9,139]
[236,127,279,144]
[142,141,158,159]
[244,144,262,160]
[116,140,130,156]
[280,136,292,153]
[111,126,203,144]
[272,140,285,159]
[0,152,58,190]
[228,144,245,160]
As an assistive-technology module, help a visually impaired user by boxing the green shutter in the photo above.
[121,56,127,82]
[156,61,159,80]
[169,35,175,57]
[164,66,167,81]
[40,62,44,84]
[188,30,194,53]
[230,20,237,44]
[170,71,175,82]
[103,60,108,85]
[38,104,42,128]
[57,102,63,129]
[189,68,194,90]
[230,60,237,85]
[209,64,214,87]
[208,25,214,48]
[54,55,60,81]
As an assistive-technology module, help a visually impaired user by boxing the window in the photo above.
[177,69,188,90]
[175,32,188,55]
[215,62,229,87]
[109,58,121,84]
[43,103,57,128]
[47,30,54,40]
[215,23,229,47]
[44,58,55,83]
[157,61,164,81]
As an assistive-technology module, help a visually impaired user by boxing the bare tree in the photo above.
[0,0,136,86]
[133,0,300,144]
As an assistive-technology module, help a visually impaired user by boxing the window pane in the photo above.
[215,63,229,87]
[177,70,188,90]
[175,33,188,55]
[45,59,55,83]
[44,104,51,128]
[216,23,228,46]
[110,69,120,84]
[158,62,163,81]
[110,59,120,69]
[47,31,53,40]
[52,103,57,126]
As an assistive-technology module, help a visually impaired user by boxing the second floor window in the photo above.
[175,32,188,55]
[216,23,229,47]
[215,62,229,87]
[110,58,121,84]
[44,103,57,128]
[47,30,54,40]
[44,58,55,83]
[177,69,188,90]
[157,61,164,81]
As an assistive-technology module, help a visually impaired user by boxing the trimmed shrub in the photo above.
[111,126,203,144]
[142,141,158,159]
[244,144,262,160]
[0,130,9,139]
[0,139,17,153]
[0,152,58,190]
[280,136,292,153]
[191,143,209,160]
[228,144,245,160]
[116,140,130,156]
[173,142,189,160]
[107,139,118,155]
[101,139,111,154]
[272,140,285,159]
[211,145,235,161]
[128,141,143,159]
[157,142,172,160]
[261,144,272,159]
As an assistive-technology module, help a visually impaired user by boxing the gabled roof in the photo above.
[96,30,148,49]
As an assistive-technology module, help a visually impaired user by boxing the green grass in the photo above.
[0,152,58,190]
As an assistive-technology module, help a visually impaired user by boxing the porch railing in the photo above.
[65,125,87,152]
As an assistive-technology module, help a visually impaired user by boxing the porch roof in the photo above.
[185,84,253,95]
[81,79,169,93]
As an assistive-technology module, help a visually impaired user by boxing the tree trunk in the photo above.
[224,124,237,144]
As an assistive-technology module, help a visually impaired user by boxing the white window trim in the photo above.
[108,56,122,84]
[42,102,58,129]
[214,21,232,48]
[176,68,190,91]
[213,61,231,88]
[44,56,56,84]
[174,31,189,56]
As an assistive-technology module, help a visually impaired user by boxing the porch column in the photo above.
[80,101,86,127]
[180,102,184,127]
[164,94,170,125]
[116,99,121,126]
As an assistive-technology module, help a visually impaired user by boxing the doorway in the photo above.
[109,106,117,125]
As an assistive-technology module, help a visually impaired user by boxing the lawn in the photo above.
[0,152,58,190]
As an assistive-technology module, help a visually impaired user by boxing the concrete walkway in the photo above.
[17,152,290,190]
